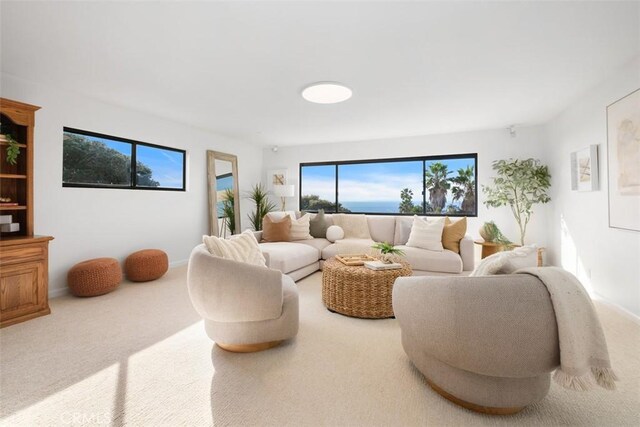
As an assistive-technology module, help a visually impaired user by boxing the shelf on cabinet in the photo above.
[0,174,27,179]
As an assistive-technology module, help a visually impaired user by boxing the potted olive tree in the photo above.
[482,158,551,246]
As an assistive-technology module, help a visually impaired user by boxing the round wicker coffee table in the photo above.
[322,257,412,319]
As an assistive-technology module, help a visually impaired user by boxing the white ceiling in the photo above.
[1,1,638,146]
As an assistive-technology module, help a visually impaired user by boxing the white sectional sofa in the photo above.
[256,214,474,281]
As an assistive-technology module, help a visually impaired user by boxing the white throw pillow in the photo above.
[326,225,345,243]
[332,214,372,239]
[406,216,445,251]
[289,213,313,241]
[470,245,538,276]
[202,230,267,267]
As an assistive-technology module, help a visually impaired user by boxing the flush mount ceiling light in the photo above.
[302,82,352,104]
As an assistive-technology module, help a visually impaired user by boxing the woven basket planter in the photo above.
[125,249,168,282]
[68,257,122,297]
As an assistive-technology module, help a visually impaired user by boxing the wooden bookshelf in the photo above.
[0,98,54,328]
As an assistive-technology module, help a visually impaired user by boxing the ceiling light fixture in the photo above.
[302,82,352,104]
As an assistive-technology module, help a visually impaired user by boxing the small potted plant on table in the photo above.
[371,242,405,264]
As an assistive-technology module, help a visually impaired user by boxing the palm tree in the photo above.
[450,165,476,213]
[425,162,451,212]
[221,188,236,235]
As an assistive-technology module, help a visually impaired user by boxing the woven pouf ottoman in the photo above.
[68,258,122,297]
[125,249,168,282]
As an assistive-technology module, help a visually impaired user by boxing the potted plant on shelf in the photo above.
[0,122,20,165]
[479,221,512,245]
[246,183,276,231]
[371,242,405,264]
[482,158,551,245]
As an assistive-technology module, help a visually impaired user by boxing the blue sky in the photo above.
[302,158,475,202]
[80,134,183,188]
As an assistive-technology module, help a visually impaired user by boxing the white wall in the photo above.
[544,57,640,317]
[262,126,551,248]
[1,74,263,297]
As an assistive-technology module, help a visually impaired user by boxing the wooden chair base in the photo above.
[426,378,525,415]
[216,340,283,353]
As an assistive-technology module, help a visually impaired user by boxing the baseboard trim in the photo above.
[169,259,188,268]
[592,292,640,325]
[49,287,69,299]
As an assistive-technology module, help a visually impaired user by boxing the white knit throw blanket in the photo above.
[516,267,618,391]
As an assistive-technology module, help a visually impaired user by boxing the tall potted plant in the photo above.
[482,158,551,245]
[246,183,276,231]
[221,188,237,235]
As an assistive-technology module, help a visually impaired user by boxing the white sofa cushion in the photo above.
[394,216,413,245]
[396,245,463,273]
[367,215,396,244]
[332,214,372,239]
[321,238,376,260]
[406,216,445,251]
[259,242,320,274]
[296,238,332,253]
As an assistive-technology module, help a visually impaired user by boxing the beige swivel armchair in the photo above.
[393,274,560,414]
[187,244,299,352]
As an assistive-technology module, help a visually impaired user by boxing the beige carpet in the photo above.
[1,266,639,426]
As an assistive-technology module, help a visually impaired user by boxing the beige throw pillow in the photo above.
[202,230,267,267]
[470,245,538,276]
[289,214,313,241]
[442,217,467,253]
[406,216,445,251]
[332,214,372,239]
[262,215,292,242]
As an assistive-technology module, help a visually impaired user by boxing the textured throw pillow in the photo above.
[442,217,467,253]
[309,209,329,238]
[202,230,267,267]
[470,245,538,276]
[332,214,371,239]
[289,214,313,241]
[262,215,292,242]
[406,216,445,251]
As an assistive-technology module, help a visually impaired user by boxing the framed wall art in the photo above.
[570,145,599,191]
[607,88,640,232]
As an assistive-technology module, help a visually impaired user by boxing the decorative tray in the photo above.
[335,254,376,266]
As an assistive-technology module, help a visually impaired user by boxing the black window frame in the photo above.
[62,127,187,192]
[299,153,478,217]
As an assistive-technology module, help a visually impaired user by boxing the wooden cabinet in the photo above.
[0,236,53,327]
[0,98,53,328]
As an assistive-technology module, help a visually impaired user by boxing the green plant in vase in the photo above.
[482,158,551,245]
[371,242,405,264]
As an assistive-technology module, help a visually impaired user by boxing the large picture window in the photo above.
[300,154,477,216]
[63,128,186,191]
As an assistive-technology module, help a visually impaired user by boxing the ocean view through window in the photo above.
[63,128,186,191]
[300,154,477,216]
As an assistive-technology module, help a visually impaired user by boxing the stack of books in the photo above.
[0,215,20,233]
[364,260,403,271]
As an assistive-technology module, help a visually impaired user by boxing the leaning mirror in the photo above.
[207,150,240,237]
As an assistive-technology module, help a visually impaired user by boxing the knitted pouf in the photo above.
[125,249,168,282]
[68,258,122,297]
